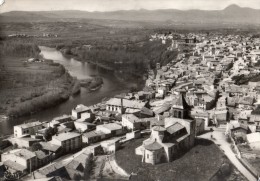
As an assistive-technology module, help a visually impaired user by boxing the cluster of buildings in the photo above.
[1,32,260,179]
[7,33,58,38]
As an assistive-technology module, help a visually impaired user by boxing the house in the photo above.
[122,114,141,131]
[35,150,51,167]
[96,123,123,136]
[106,98,148,114]
[237,96,255,110]
[228,121,249,143]
[72,104,91,119]
[136,107,154,118]
[49,115,72,127]
[191,110,209,128]
[135,116,195,165]
[1,149,37,173]
[14,121,44,138]
[82,130,108,144]
[154,103,171,115]
[213,109,229,124]
[39,142,62,159]
[9,137,41,148]
[51,132,82,153]
[126,130,141,140]
[74,121,96,133]
[101,139,120,154]
[66,151,91,173]
[34,162,69,180]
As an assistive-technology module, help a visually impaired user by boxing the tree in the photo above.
[29,142,42,152]
[83,153,94,180]
[43,127,57,141]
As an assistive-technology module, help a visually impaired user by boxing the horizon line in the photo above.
[0,4,258,14]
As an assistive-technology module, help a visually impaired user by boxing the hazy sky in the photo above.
[0,0,260,13]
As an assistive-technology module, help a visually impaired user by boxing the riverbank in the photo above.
[56,39,178,83]
[0,56,77,118]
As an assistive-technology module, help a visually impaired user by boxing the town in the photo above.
[1,31,260,181]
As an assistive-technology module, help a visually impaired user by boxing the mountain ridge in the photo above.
[0,4,260,25]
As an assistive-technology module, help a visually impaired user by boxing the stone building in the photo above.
[135,95,195,165]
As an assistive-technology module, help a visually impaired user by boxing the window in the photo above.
[147,154,149,159]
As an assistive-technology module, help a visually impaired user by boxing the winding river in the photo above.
[0,46,142,135]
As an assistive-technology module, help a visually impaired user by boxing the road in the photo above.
[199,126,257,181]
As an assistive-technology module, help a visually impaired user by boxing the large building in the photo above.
[1,149,37,173]
[136,95,195,165]
[106,98,148,114]
[51,132,82,153]
[136,117,195,165]
[14,121,44,138]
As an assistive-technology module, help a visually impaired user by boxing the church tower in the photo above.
[171,94,191,119]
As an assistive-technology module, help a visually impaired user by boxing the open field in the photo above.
[0,55,75,116]
[115,137,247,181]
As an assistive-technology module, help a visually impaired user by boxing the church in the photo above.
[135,95,196,165]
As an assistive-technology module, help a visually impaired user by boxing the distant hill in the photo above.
[1,4,260,25]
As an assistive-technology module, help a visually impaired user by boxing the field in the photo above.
[115,137,247,181]
[0,55,75,117]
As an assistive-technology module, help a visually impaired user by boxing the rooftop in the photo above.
[172,94,191,110]
[52,132,81,142]
[144,141,163,151]
[166,122,185,134]
[122,114,140,123]
[4,160,26,171]
[14,121,42,129]
[73,104,90,113]
[106,98,146,109]
[97,123,122,131]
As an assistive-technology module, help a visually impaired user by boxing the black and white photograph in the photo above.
[0,0,260,180]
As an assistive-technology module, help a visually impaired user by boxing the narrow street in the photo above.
[199,126,257,181]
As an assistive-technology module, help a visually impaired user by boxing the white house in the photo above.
[122,114,141,130]
[14,121,44,138]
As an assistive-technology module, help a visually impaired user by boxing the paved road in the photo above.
[199,127,257,181]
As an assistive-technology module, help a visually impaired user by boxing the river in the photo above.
[0,46,142,135]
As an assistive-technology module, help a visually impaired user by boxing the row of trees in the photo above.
[59,39,177,77]
[0,39,40,58]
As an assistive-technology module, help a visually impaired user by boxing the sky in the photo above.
[0,0,260,13]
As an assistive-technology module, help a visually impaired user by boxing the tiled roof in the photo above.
[40,142,60,152]
[13,149,36,160]
[35,150,48,160]
[106,98,146,109]
[83,130,106,138]
[144,141,163,151]
[52,132,81,142]
[15,121,42,129]
[122,114,140,123]
[166,123,185,134]
[4,160,26,171]
[97,123,122,131]
[172,94,190,110]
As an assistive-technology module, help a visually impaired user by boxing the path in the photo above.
[199,126,257,181]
